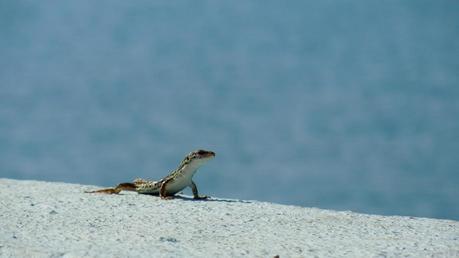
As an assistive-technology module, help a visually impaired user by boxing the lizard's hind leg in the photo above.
[85,183,137,194]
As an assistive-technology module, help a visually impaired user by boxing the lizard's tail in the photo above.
[85,183,137,194]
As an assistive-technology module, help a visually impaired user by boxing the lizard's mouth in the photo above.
[196,150,216,159]
[201,151,215,159]
[189,150,215,160]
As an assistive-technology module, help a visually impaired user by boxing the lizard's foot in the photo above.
[160,195,175,200]
[193,195,209,200]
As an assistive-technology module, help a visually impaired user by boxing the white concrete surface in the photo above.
[0,179,458,257]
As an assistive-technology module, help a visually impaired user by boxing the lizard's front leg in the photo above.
[191,180,209,200]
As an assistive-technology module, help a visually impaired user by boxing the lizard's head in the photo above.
[183,149,216,167]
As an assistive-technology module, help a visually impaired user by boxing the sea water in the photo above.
[1,1,458,220]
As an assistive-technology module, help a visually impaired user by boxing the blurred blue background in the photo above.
[1,1,458,220]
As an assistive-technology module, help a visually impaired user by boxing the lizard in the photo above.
[85,149,215,200]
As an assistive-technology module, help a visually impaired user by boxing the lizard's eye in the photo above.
[197,150,205,155]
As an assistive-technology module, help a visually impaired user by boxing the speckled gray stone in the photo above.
[0,179,458,257]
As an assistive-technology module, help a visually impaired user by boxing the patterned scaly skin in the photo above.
[86,150,215,199]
